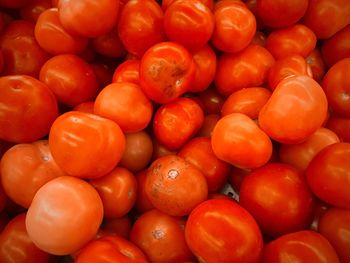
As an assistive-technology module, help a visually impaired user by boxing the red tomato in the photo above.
[306,142,350,209]
[139,41,196,104]
[302,0,350,39]
[100,216,132,239]
[211,113,272,169]
[228,166,251,192]
[262,231,340,263]
[130,209,195,263]
[90,62,114,89]
[197,114,220,137]
[35,8,88,55]
[0,75,58,143]
[185,199,263,263]
[145,155,208,216]
[48,111,125,179]
[58,0,119,38]
[259,75,328,144]
[326,114,350,142]
[162,0,213,11]
[306,48,326,83]
[215,45,275,96]
[153,97,204,150]
[0,213,53,263]
[318,208,350,263]
[94,82,153,133]
[26,176,103,255]
[135,169,154,213]
[20,0,52,23]
[197,86,225,115]
[279,127,340,171]
[322,58,350,118]
[112,59,140,84]
[118,0,166,57]
[75,235,148,263]
[0,20,49,77]
[73,101,95,114]
[151,137,177,161]
[240,163,315,237]
[178,137,230,193]
[0,0,31,8]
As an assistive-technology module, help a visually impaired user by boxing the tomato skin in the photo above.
[20,0,52,23]
[0,75,58,143]
[118,0,166,57]
[322,58,350,118]
[145,155,208,216]
[49,111,125,179]
[58,0,119,38]
[326,114,350,142]
[91,26,126,58]
[130,209,195,263]
[162,0,213,11]
[259,75,328,144]
[135,170,154,213]
[26,176,104,255]
[318,208,350,263]
[140,41,196,104]
[306,142,350,209]
[196,86,224,115]
[211,113,272,169]
[215,45,275,96]
[262,230,340,263]
[112,59,140,84]
[305,48,326,83]
[185,199,263,263]
[0,0,31,8]
[240,163,315,237]
[73,101,95,114]
[100,216,132,239]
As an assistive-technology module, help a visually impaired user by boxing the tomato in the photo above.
[240,163,315,237]
[112,59,140,84]
[162,0,213,11]
[256,0,308,28]
[130,209,195,263]
[135,169,154,213]
[265,24,317,60]
[262,230,340,263]
[90,167,137,219]
[326,114,350,142]
[48,111,125,179]
[118,0,166,57]
[197,86,224,115]
[151,137,177,161]
[20,0,52,23]
[185,199,263,263]
[26,176,103,255]
[0,75,58,143]
[164,0,214,51]
[100,216,132,239]
[211,113,272,169]
[322,58,350,118]
[302,0,350,39]
[306,142,350,209]
[258,75,328,144]
[153,97,204,150]
[0,213,53,263]
[0,20,49,78]
[58,0,119,38]
[119,131,153,173]
[139,41,196,104]
[228,166,251,192]
[197,114,220,137]
[305,48,326,83]
[73,101,95,114]
[145,155,208,216]
[318,208,350,263]
[75,235,148,263]
[35,8,88,55]
[212,1,256,53]
[279,127,340,171]
[221,87,271,119]
[215,45,275,96]
[94,82,153,133]
[0,0,31,8]
[90,62,114,89]
[178,137,230,193]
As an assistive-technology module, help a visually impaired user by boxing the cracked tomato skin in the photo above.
[139,41,196,104]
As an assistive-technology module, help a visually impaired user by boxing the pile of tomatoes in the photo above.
[0,0,349,262]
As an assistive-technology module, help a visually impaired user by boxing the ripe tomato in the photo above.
[26,176,104,255]
[100,216,132,239]
[211,113,272,169]
[326,114,350,142]
[306,142,350,209]
[259,75,328,144]
[262,230,340,263]
[215,44,275,96]
[0,0,31,8]
[118,0,166,57]
[49,111,125,179]
[197,114,220,137]
[153,97,204,150]
[94,82,153,133]
[135,169,154,213]
[305,48,326,83]
[240,163,315,237]
[197,86,224,115]
[162,0,213,11]
[145,155,208,216]
[322,58,350,118]
[0,75,58,143]
[151,137,177,161]
[185,199,263,263]
[39,54,99,107]
[58,0,119,38]
[34,8,88,55]
[318,208,350,263]
[90,167,137,219]
[130,209,195,263]
[73,101,95,114]
[139,41,196,104]
[20,0,52,23]
[112,59,140,84]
